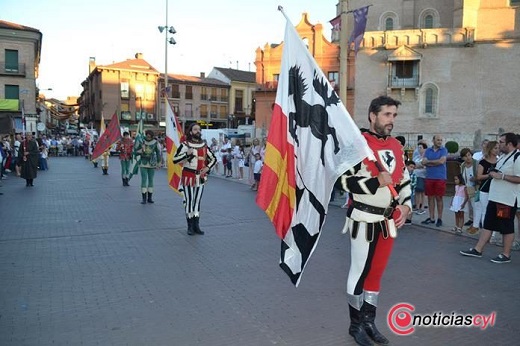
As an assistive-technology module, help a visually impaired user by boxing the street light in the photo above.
[158,0,176,125]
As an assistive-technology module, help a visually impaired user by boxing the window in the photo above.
[5,85,19,99]
[380,11,399,31]
[419,83,439,118]
[419,9,439,29]
[5,49,18,72]
[201,87,207,100]
[211,88,217,101]
[145,85,155,100]
[425,88,434,113]
[424,15,433,29]
[219,105,228,118]
[328,71,339,89]
[385,17,394,30]
[185,85,193,100]
[235,90,243,112]
[120,81,129,99]
[210,104,218,118]
[200,104,208,118]
[389,60,420,88]
[172,84,180,98]
[511,0,520,5]
[220,88,228,102]
[135,84,144,99]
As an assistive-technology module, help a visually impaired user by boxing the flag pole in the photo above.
[277,5,290,21]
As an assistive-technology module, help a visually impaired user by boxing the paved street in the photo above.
[0,157,518,346]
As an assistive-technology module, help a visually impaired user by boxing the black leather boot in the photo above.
[362,303,389,345]
[122,178,126,186]
[187,217,195,235]
[147,192,154,203]
[349,305,373,346]
[102,168,108,175]
[192,216,204,235]
[141,193,147,204]
[124,178,129,186]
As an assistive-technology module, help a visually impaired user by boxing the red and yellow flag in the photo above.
[255,103,296,239]
[165,100,184,195]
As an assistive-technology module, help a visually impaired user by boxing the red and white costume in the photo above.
[340,130,412,310]
[173,139,216,218]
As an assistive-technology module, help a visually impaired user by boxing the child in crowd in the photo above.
[405,160,417,225]
[225,148,233,178]
[449,173,468,234]
[236,145,245,180]
[251,153,263,191]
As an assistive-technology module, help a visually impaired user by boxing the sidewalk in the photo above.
[211,171,478,240]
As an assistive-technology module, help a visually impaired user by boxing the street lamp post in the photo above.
[158,0,176,128]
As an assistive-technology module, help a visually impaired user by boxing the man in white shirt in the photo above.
[460,133,520,263]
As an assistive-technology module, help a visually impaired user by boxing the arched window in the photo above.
[379,12,399,31]
[420,83,439,117]
[425,88,434,113]
[424,15,434,29]
[385,17,394,31]
[419,9,439,29]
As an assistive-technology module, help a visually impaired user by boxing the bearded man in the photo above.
[173,123,216,235]
[339,96,412,346]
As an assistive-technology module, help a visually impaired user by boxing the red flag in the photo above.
[257,17,374,286]
[91,113,121,160]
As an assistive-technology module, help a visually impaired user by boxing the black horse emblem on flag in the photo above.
[288,66,340,165]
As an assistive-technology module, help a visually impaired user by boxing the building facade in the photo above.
[0,20,42,135]
[340,0,520,148]
[158,72,231,132]
[79,53,160,132]
[207,67,257,128]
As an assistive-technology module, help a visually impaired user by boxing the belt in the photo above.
[352,201,394,218]
[184,167,202,174]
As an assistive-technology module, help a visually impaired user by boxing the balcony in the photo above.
[388,74,420,88]
[0,63,26,76]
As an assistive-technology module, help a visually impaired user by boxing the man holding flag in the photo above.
[257,7,410,346]
[339,96,411,346]
[173,123,216,235]
[91,113,121,169]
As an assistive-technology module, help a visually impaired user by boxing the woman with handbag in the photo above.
[467,141,498,235]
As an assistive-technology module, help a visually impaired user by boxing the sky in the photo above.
[3,0,338,100]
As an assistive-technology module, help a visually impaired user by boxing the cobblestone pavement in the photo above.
[0,157,518,345]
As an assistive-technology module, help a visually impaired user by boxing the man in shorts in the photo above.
[460,132,520,263]
[421,135,448,227]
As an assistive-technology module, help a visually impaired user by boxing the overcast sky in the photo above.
[3,0,337,100]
